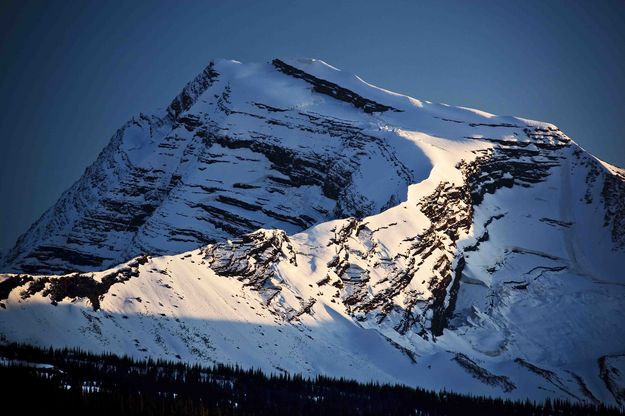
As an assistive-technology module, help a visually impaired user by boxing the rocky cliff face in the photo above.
[1,58,624,406]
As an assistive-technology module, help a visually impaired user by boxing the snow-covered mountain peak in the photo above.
[1,58,624,407]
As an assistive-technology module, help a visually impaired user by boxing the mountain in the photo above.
[1,58,624,407]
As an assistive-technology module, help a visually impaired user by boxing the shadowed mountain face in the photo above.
[1,59,430,275]
[1,58,624,406]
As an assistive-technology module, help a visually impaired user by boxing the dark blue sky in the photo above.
[1,0,624,251]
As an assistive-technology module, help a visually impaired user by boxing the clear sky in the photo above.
[1,0,624,252]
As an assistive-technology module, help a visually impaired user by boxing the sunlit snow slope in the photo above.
[1,58,624,406]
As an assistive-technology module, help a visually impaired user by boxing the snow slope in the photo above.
[1,58,624,406]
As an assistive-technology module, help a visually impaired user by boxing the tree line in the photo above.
[0,343,620,415]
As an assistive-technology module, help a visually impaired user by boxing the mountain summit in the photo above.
[1,58,624,406]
